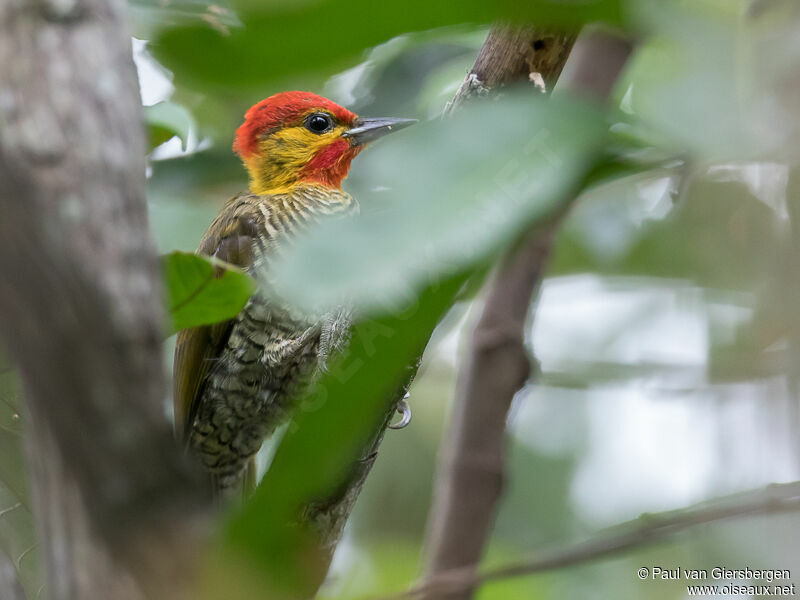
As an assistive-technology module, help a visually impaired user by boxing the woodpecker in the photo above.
[173,91,415,496]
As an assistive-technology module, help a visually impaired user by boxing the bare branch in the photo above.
[445,25,576,113]
[382,481,800,599]
[421,28,633,600]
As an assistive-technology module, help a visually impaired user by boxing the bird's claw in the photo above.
[389,395,412,430]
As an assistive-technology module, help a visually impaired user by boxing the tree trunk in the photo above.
[0,1,211,597]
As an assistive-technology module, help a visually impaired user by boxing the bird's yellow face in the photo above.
[234,91,416,195]
[243,108,358,194]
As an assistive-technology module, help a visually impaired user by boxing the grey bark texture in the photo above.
[421,28,634,600]
[446,25,575,112]
[0,1,210,598]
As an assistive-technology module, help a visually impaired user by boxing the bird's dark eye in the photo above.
[305,113,334,134]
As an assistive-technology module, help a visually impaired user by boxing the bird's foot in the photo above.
[389,392,412,430]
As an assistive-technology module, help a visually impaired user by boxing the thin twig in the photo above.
[378,481,800,599]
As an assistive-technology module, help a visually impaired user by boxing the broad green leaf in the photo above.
[152,0,627,90]
[269,93,608,311]
[144,101,195,151]
[224,271,470,598]
[163,251,256,334]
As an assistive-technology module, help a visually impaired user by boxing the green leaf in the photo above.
[152,0,627,91]
[224,270,470,598]
[144,101,195,151]
[269,93,608,311]
[162,251,256,334]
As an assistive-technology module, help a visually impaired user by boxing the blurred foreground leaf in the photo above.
[153,0,626,90]
[163,251,255,334]
[622,1,800,161]
[620,179,779,289]
[144,101,195,151]
[551,174,782,286]
[270,93,608,311]
[224,271,470,598]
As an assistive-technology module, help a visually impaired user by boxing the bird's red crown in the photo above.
[233,91,358,160]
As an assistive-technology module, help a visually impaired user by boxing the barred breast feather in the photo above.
[173,184,356,494]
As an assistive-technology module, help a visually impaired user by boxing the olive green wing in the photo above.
[172,195,263,441]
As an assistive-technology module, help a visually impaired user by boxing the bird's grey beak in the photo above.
[342,117,417,146]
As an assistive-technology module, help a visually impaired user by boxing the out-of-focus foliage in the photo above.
[0,360,38,598]
[620,5,800,162]
[163,251,256,334]
[145,101,195,150]
[552,177,780,291]
[270,94,608,311]
[147,0,627,91]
